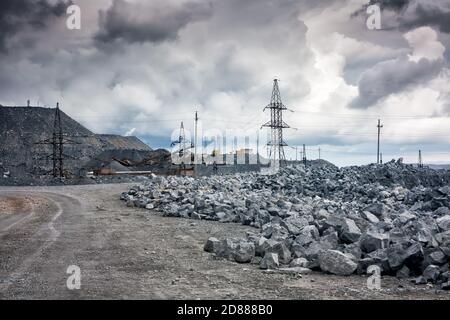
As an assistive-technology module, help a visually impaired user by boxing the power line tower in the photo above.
[302,144,307,166]
[35,103,79,178]
[262,79,290,168]
[171,121,193,163]
[418,150,423,168]
[377,119,383,164]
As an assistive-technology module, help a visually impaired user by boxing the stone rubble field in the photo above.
[121,160,450,290]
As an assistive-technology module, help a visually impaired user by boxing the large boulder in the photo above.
[437,216,450,232]
[265,241,292,264]
[364,203,385,217]
[260,252,280,269]
[403,242,425,274]
[204,237,222,254]
[387,244,406,271]
[423,265,441,282]
[360,230,390,253]
[318,250,357,276]
[361,211,380,224]
[233,241,255,263]
[340,218,362,244]
[294,225,320,246]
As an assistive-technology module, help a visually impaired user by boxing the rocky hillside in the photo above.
[0,106,151,180]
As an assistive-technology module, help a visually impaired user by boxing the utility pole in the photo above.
[302,144,307,166]
[295,146,298,162]
[377,119,383,164]
[262,79,291,169]
[194,111,198,165]
[418,150,423,168]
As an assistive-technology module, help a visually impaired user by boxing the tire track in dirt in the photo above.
[0,191,83,295]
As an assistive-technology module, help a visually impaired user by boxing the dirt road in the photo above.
[0,184,448,299]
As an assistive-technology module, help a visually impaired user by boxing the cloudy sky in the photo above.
[1,0,450,166]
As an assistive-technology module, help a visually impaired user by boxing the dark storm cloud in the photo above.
[399,3,450,33]
[354,0,450,33]
[95,0,213,44]
[0,0,70,51]
[352,0,410,17]
[350,56,444,109]
[369,0,411,11]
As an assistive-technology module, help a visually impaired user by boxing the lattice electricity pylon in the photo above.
[262,79,291,166]
[171,121,193,164]
[34,103,80,178]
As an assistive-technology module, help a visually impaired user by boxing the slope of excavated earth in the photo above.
[0,106,152,184]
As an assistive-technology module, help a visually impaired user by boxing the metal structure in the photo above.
[194,111,199,165]
[171,122,187,158]
[302,144,307,166]
[377,119,383,164]
[418,150,423,168]
[171,121,194,175]
[35,103,78,178]
[262,79,290,167]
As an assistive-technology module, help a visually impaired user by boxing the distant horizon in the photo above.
[2,104,449,168]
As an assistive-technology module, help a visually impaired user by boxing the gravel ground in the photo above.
[0,183,449,299]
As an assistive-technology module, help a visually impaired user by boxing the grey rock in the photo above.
[415,276,427,285]
[344,243,363,260]
[437,215,450,231]
[319,231,339,250]
[423,265,440,282]
[340,218,362,244]
[204,237,222,253]
[255,236,270,257]
[295,225,319,246]
[260,252,279,269]
[318,250,357,276]
[219,238,239,260]
[276,266,312,275]
[232,241,255,263]
[366,249,391,274]
[396,265,410,279]
[441,281,450,290]
[428,250,447,265]
[265,241,292,264]
[364,203,385,217]
[387,244,406,270]
[361,211,379,224]
[360,231,390,253]
[289,257,309,268]
[404,243,425,273]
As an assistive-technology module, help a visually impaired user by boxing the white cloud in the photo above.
[404,26,446,62]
